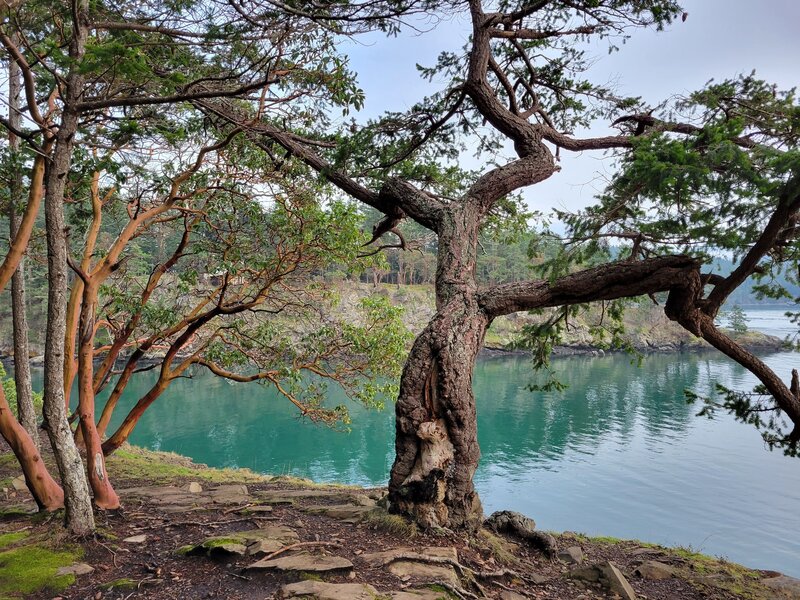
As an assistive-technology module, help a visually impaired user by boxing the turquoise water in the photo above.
[52,309,800,575]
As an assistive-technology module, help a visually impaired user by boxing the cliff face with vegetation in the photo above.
[335,283,786,356]
[0,280,785,362]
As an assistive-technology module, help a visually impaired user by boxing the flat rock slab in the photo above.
[763,575,800,599]
[635,560,677,580]
[179,535,248,557]
[241,525,299,543]
[239,505,273,514]
[208,484,250,505]
[11,476,27,492]
[119,484,250,508]
[246,538,285,556]
[568,565,603,583]
[56,563,94,577]
[601,561,637,600]
[388,561,459,587]
[283,581,379,599]
[181,526,298,557]
[361,546,458,566]
[303,504,375,522]
[247,553,353,573]
[499,592,528,600]
[255,488,367,506]
[390,590,453,600]
[123,534,147,544]
[558,545,584,565]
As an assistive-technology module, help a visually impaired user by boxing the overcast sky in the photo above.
[344,0,800,216]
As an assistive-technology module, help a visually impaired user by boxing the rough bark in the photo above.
[41,0,95,534]
[478,256,699,317]
[666,270,800,432]
[389,205,486,531]
[8,41,37,447]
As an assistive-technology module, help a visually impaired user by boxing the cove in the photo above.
[82,309,800,576]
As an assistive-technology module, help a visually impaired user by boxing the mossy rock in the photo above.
[177,536,248,557]
[0,542,81,598]
[101,578,138,591]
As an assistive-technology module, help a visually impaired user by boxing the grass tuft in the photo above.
[362,509,418,538]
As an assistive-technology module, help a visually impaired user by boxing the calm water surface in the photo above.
[83,308,800,575]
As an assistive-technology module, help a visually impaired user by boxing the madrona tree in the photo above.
[205,0,799,531]
[0,0,403,533]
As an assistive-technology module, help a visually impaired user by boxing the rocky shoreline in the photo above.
[479,330,786,359]
[1,329,786,369]
[1,444,798,600]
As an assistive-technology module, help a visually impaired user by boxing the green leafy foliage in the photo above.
[0,363,43,420]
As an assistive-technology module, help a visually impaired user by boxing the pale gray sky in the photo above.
[344,0,800,215]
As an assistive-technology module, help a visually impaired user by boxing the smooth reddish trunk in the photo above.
[0,387,64,510]
[96,347,146,438]
[102,380,168,455]
[77,284,119,509]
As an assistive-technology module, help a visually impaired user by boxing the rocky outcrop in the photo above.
[485,510,557,556]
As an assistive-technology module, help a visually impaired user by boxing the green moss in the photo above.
[565,532,657,548]
[106,445,270,484]
[94,528,119,541]
[424,584,456,599]
[587,535,624,544]
[177,536,247,556]
[101,578,138,591]
[270,474,358,490]
[299,572,323,581]
[0,532,28,550]
[0,543,80,597]
[176,544,196,556]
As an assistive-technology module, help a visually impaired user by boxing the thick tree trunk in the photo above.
[42,18,95,530]
[8,41,38,447]
[389,205,486,531]
[43,120,95,532]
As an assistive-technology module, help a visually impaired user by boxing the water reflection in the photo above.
[22,318,799,577]
[474,354,699,467]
